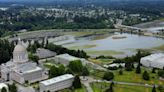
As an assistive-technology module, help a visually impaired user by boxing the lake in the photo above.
[63,33,164,58]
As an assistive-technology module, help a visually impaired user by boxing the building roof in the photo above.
[15,62,42,74]
[13,38,26,53]
[13,44,26,53]
[141,53,164,62]
[141,53,164,68]
[55,54,79,61]
[40,74,74,86]
[35,48,56,59]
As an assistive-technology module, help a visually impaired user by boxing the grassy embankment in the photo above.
[91,82,157,92]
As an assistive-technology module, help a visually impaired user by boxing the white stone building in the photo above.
[141,53,164,69]
[1,39,46,84]
[39,74,74,92]
[54,54,80,66]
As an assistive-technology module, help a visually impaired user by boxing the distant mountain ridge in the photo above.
[0,0,163,2]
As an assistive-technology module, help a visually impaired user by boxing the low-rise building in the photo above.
[39,74,74,92]
[35,48,56,59]
[141,53,164,69]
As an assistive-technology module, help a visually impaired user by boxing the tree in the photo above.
[158,85,164,92]
[152,85,156,92]
[136,50,141,62]
[49,65,65,78]
[68,60,83,74]
[136,63,141,74]
[0,40,14,64]
[41,38,45,48]
[8,83,17,92]
[125,62,133,71]
[28,54,39,64]
[142,71,150,80]
[105,82,114,92]
[152,68,156,73]
[72,75,81,89]
[119,69,123,75]
[158,70,164,78]
[1,87,7,92]
[103,71,114,81]
[82,66,89,78]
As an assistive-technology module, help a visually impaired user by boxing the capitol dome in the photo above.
[13,44,26,53]
[13,39,28,63]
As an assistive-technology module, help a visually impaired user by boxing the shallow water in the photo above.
[64,33,164,57]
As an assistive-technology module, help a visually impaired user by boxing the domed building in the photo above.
[1,38,47,84]
[13,39,28,63]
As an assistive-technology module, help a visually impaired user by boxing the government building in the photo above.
[39,74,74,92]
[1,39,47,84]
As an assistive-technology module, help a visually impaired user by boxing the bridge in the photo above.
[115,24,148,32]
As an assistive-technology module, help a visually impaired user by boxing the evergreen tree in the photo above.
[136,63,141,74]
[119,69,123,75]
[152,85,156,92]
[8,83,17,92]
[152,68,156,73]
[41,38,45,48]
[82,66,89,78]
[72,75,81,89]
[142,71,150,80]
[1,87,7,92]
[105,82,114,92]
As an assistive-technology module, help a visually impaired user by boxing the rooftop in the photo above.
[55,54,79,61]
[15,62,42,74]
[40,74,74,86]
[35,48,56,59]
[142,53,164,61]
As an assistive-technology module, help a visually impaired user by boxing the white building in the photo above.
[1,39,47,84]
[141,53,164,69]
[0,83,9,92]
[39,74,74,92]
[35,48,56,59]
[54,54,80,66]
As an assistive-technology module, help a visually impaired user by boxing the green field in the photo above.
[69,45,97,50]
[153,44,164,51]
[90,67,164,86]
[86,50,124,56]
[91,82,158,92]
[59,85,86,92]
[113,69,163,86]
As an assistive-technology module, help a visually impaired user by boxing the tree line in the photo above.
[0,39,14,64]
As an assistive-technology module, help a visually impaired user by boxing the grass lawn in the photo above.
[64,31,93,36]
[86,50,124,56]
[43,63,56,69]
[64,29,115,37]
[59,85,86,92]
[69,45,97,50]
[88,58,113,65]
[91,82,158,92]
[90,69,106,79]
[90,67,164,85]
[152,44,164,51]
[113,69,164,86]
